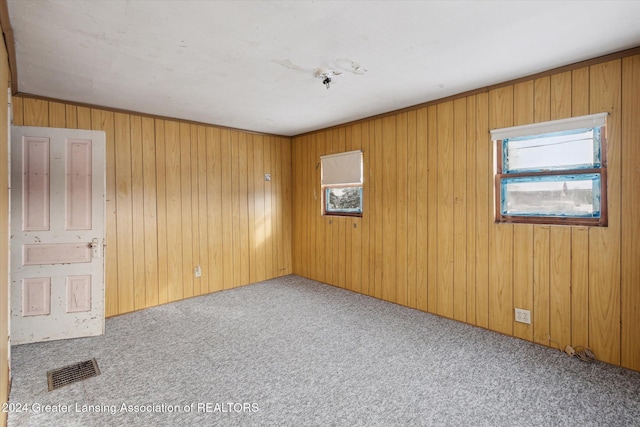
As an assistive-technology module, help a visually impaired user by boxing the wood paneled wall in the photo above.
[0,17,10,426]
[12,96,293,318]
[292,54,640,372]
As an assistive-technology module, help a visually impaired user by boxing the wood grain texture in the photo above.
[512,80,534,340]
[589,60,621,365]
[621,55,640,371]
[453,98,467,322]
[474,92,490,329]
[415,107,428,312]
[532,76,551,347]
[142,117,158,307]
[382,116,397,302]
[426,106,438,314]
[571,228,589,348]
[436,102,454,318]
[164,121,183,301]
[465,96,477,325]
[114,113,135,313]
[92,109,118,315]
[396,112,408,306]
[406,111,417,308]
[488,87,513,336]
[154,119,168,305]
[130,115,146,310]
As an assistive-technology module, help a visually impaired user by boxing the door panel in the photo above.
[10,126,106,345]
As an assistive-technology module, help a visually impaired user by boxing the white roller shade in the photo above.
[321,150,363,185]
[490,112,607,141]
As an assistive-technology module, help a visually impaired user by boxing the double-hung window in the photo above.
[320,150,363,217]
[491,112,608,226]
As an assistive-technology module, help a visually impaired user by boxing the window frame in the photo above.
[493,114,608,227]
[322,184,363,217]
[320,150,363,218]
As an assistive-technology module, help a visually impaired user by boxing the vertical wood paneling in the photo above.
[512,81,534,341]
[114,113,135,313]
[228,131,240,284]
[589,60,621,365]
[550,227,572,348]
[361,123,372,295]
[206,127,224,293]
[77,107,92,130]
[406,111,417,308]
[309,135,321,282]
[570,66,591,350]
[247,135,257,285]
[264,136,274,281]
[195,125,207,296]
[396,113,408,305]
[382,116,397,302]
[571,228,589,347]
[89,109,118,315]
[179,123,194,298]
[154,119,168,305]
[475,92,490,329]
[351,124,362,293]
[373,119,383,300]
[237,132,250,285]
[415,107,428,312]
[344,128,353,290]
[436,102,454,318]
[426,106,438,314]
[549,71,573,349]
[453,98,467,322]
[220,129,234,289]
[271,137,281,277]
[23,98,48,127]
[282,135,293,275]
[130,116,146,310]
[621,55,640,371]
[65,104,77,129]
[164,121,183,301]
[533,76,551,346]
[142,117,158,307]
[48,102,65,128]
[465,96,477,325]
[13,95,24,125]
[488,87,513,335]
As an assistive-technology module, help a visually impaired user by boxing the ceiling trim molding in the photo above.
[294,45,640,138]
[14,92,291,139]
[0,0,17,94]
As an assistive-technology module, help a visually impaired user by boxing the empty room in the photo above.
[1,1,640,426]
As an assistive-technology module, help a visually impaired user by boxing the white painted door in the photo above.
[10,126,106,345]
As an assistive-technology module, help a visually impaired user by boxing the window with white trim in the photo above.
[321,150,363,217]
[491,112,608,226]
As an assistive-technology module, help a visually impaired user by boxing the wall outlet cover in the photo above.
[515,308,531,324]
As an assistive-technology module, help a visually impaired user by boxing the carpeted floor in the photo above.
[7,275,640,426]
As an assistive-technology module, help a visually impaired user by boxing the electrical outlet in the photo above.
[515,308,531,324]
[194,265,201,278]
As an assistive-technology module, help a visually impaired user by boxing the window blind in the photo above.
[321,150,363,186]
[490,112,607,141]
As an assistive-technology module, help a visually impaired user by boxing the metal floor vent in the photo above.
[47,358,100,391]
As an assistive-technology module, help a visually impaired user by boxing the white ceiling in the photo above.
[7,1,640,136]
